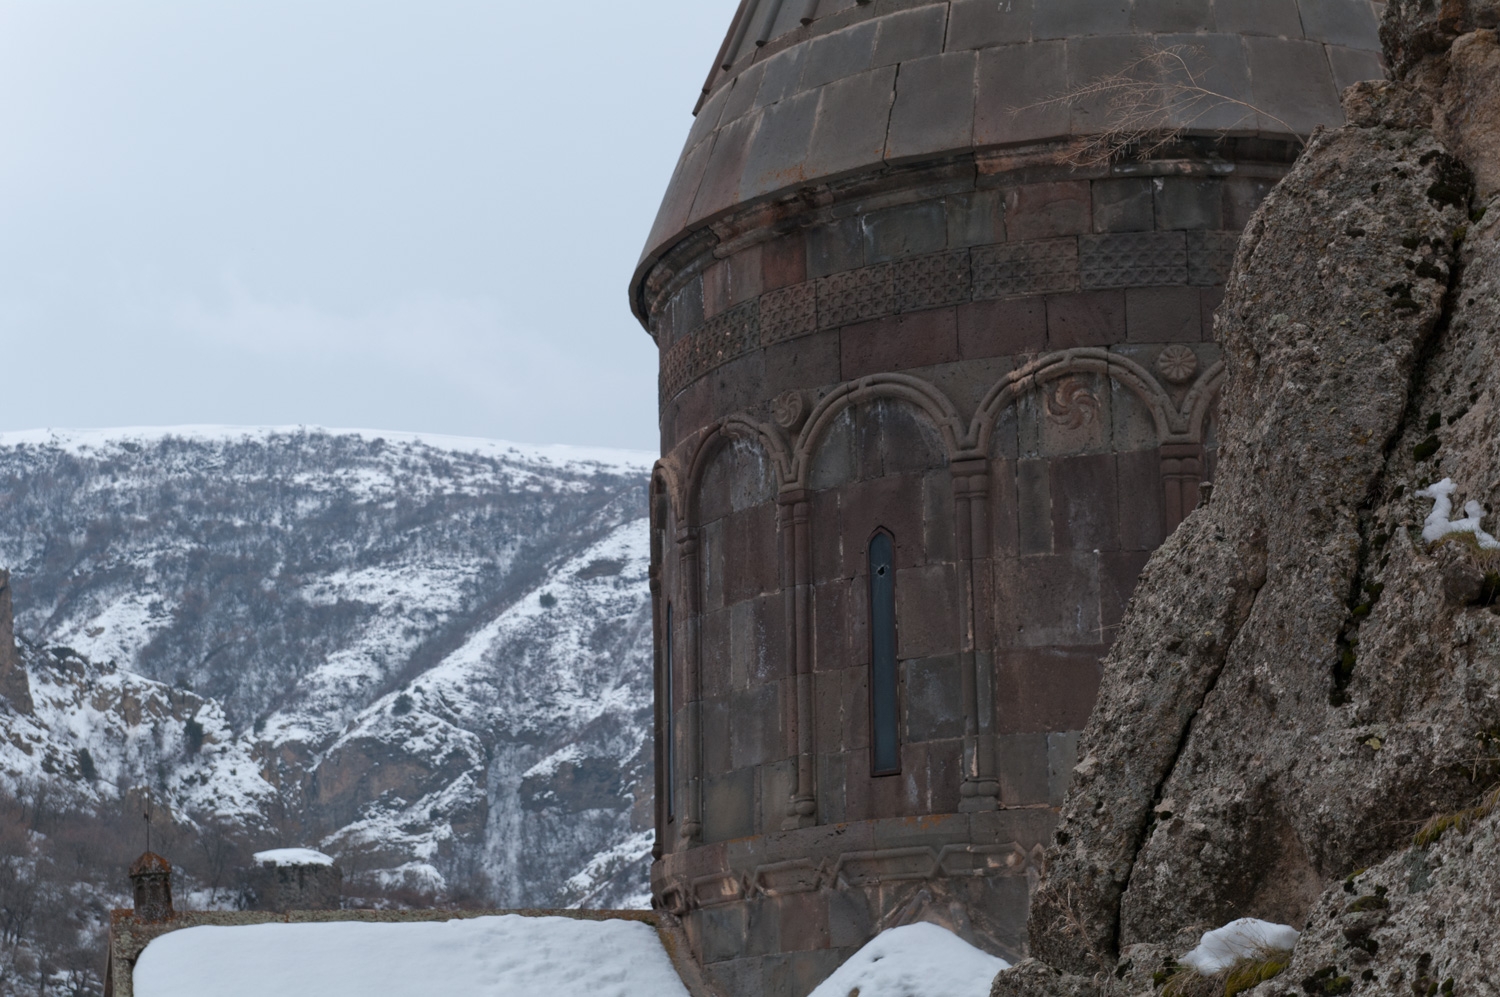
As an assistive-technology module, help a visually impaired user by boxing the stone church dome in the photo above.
[633,0,1384,302]
[630,3,1384,995]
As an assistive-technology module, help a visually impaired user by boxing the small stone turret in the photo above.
[129,852,174,923]
[0,570,33,714]
[246,848,342,911]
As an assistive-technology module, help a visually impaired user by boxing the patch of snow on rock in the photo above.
[809,922,1009,997]
[1419,478,1500,548]
[1178,918,1300,975]
[132,915,689,997]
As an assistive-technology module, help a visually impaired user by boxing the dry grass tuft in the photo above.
[1222,952,1292,997]
[1414,782,1500,848]
[1159,948,1293,997]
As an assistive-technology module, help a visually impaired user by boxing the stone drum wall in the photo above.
[629,3,1386,995]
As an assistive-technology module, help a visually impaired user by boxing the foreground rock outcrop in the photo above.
[999,4,1500,995]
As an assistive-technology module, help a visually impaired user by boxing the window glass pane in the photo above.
[665,602,675,819]
[869,532,899,775]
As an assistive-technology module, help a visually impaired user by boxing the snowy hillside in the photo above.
[0,426,656,909]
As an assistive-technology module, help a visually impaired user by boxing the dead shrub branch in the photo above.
[1017,45,1300,167]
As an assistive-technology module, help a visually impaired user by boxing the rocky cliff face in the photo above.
[0,427,655,910]
[998,4,1500,995]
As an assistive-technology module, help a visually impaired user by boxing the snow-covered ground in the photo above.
[809,923,1010,997]
[132,915,688,997]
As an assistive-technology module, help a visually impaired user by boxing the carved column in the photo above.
[779,488,816,828]
[952,458,1000,811]
[677,526,703,842]
[1160,443,1206,534]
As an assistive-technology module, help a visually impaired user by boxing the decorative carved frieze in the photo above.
[1079,232,1187,288]
[971,239,1079,299]
[816,262,896,329]
[660,840,1047,913]
[895,250,972,312]
[760,283,817,345]
[1188,230,1240,286]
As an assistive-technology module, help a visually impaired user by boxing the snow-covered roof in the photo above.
[131,914,690,997]
[809,923,1009,997]
[251,848,334,868]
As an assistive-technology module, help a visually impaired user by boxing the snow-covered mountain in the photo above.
[0,426,656,909]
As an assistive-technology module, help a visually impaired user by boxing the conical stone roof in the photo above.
[634,0,1386,311]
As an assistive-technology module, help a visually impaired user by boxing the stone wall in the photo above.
[634,4,1386,995]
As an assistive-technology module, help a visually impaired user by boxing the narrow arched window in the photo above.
[868,531,899,776]
[664,602,676,820]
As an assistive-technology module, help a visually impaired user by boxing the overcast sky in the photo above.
[0,1,729,452]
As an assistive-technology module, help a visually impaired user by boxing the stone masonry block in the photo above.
[756,44,809,110]
[729,683,780,767]
[840,308,960,379]
[1093,178,1155,233]
[1214,0,1304,37]
[1223,175,1275,229]
[886,51,978,162]
[903,654,966,741]
[1246,36,1343,134]
[1051,452,1121,552]
[702,766,756,844]
[995,732,1051,805]
[1034,0,1130,39]
[740,88,820,202]
[872,3,950,67]
[993,553,1101,649]
[1326,43,1387,91]
[695,906,751,965]
[946,190,1005,248]
[863,201,948,264]
[1126,285,1202,342]
[993,645,1105,732]
[719,60,768,127]
[972,239,1080,298]
[1297,0,1381,48]
[1003,182,1092,241]
[974,42,1070,147]
[689,110,757,223]
[1153,177,1224,231]
[798,20,879,92]
[1046,290,1126,348]
[808,215,865,278]
[1115,447,1166,551]
[1015,458,1051,555]
[766,327,841,397]
[947,0,1033,50]
[896,563,961,659]
[1079,231,1188,288]
[957,297,1048,359]
[804,66,899,179]
[727,245,764,307]
[764,949,846,997]
[1132,0,1212,32]
[762,234,807,291]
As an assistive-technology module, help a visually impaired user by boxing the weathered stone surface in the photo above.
[999,8,1500,996]
[1027,78,1471,974]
